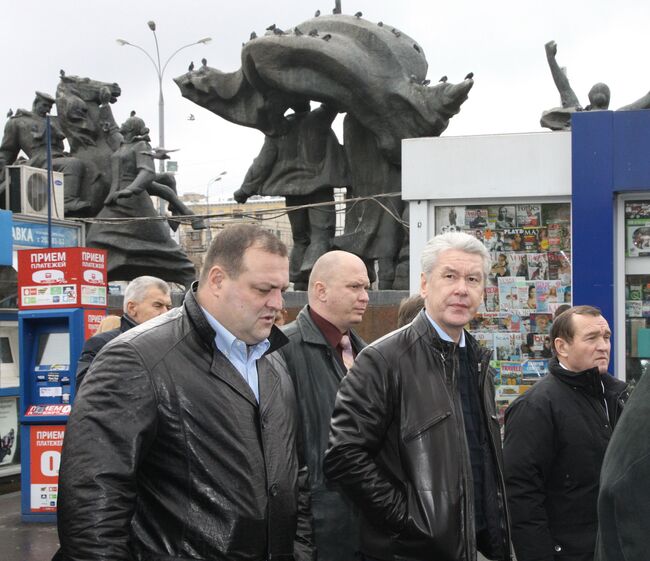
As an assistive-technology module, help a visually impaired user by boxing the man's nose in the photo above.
[268,290,284,310]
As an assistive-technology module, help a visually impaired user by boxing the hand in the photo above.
[104,189,134,206]
[545,40,557,57]
[233,188,250,204]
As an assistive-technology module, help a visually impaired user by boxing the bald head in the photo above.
[308,251,370,332]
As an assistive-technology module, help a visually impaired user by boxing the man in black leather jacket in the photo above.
[324,232,511,561]
[278,250,369,560]
[57,224,314,561]
[504,305,628,561]
[74,275,172,390]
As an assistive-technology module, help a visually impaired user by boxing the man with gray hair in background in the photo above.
[324,231,511,561]
[75,275,172,390]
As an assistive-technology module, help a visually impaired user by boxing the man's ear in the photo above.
[313,280,328,302]
[207,265,226,292]
[126,299,137,317]
[420,271,428,299]
[554,337,568,358]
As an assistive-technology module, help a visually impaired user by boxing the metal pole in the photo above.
[206,182,211,245]
[45,115,52,248]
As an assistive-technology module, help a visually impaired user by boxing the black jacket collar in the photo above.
[549,356,608,399]
[184,282,288,355]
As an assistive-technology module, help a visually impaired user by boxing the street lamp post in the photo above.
[117,21,211,214]
[206,171,228,244]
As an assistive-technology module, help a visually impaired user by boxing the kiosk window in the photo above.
[36,333,70,366]
[0,338,12,364]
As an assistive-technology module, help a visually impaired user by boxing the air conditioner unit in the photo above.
[6,165,65,219]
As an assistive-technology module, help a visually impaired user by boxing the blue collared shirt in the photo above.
[425,310,466,347]
[201,306,270,403]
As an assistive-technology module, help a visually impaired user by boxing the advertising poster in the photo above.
[29,425,65,512]
[17,248,107,309]
[0,397,18,466]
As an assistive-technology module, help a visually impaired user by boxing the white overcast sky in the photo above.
[2,0,649,200]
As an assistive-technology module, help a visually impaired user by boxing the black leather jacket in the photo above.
[57,288,314,561]
[278,305,366,561]
[324,310,511,561]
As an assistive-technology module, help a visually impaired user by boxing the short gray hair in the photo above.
[421,231,491,280]
[123,276,170,312]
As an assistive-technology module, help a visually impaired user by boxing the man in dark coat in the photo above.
[74,275,171,390]
[324,232,511,561]
[278,250,369,560]
[504,305,629,561]
[595,367,650,561]
[57,224,314,561]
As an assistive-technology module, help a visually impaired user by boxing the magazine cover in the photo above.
[535,280,562,312]
[537,227,550,252]
[490,252,512,286]
[508,253,529,279]
[499,361,523,385]
[469,312,501,332]
[497,276,523,310]
[474,332,495,352]
[494,332,523,360]
[488,205,516,229]
[527,253,549,280]
[435,206,465,234]
[521,359,549,379]
[517,204,542,227]
[502,228,525,251]
[522,228,539,252]
[530,313,552,334]
[484,286,499,312]
[626,220,650,257]
[542,203,571,224]
[464,207,489,229]
[625,201,650,219]
[483,230,506,252]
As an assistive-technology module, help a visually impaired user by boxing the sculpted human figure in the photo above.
[233,102,348,290]
[541,40,650,130]
[85,115,197,287]
[0,91,91,214]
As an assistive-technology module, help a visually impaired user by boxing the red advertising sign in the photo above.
[17,247,108,309]
[25,405,72,417]
[84,309,107,339]
[29,425,65,512]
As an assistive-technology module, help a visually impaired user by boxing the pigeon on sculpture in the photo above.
[188,61,194,71]
[377,21,383,26]
[294,27,303,36]
[439,75,448,83]
[322,33,332,41]
[422,79,430,86]
[308,29,319,37]
[188,114,195,121]
[250,31,257,40]
[391,28,401,37]
[273,27,285,35]
[413,43,421,53]
[266,24,276,31]
[315,9,321,16]
[6,108,13,118]
[354,11,362,18]
[201,58,207,67]
[465,72,474,80]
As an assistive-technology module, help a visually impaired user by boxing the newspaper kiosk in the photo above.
[18,247,106,521]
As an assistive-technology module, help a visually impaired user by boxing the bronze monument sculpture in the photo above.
[542,40,650,131]
[1,72,203,287]
[175,11,473,289]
